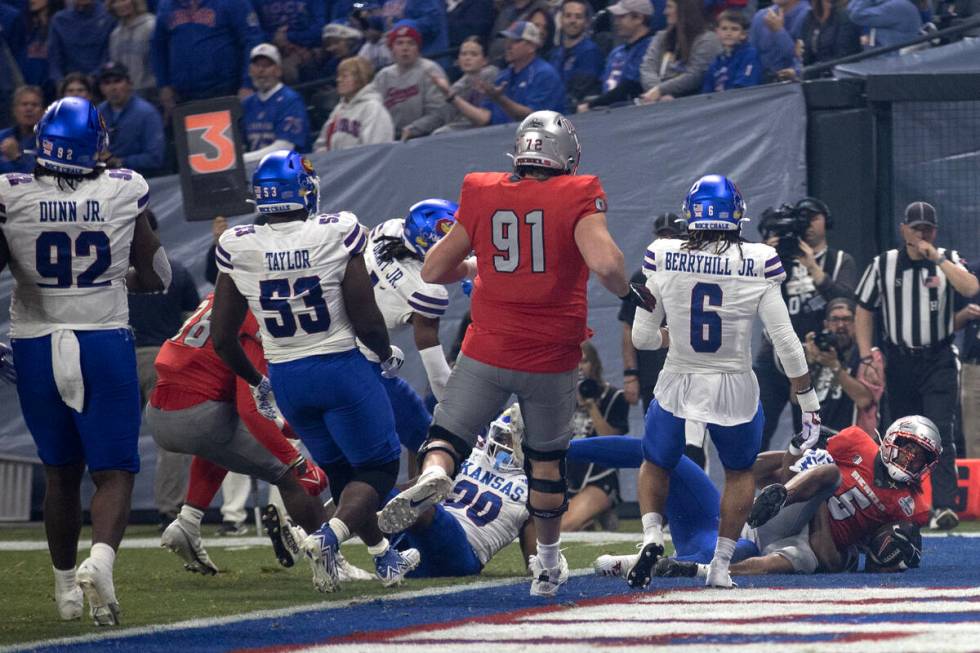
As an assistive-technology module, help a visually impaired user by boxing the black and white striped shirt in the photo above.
[856,247,968,348]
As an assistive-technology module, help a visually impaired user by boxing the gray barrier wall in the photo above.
[0,82,808,510]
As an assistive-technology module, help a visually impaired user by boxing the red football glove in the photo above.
[293,456,329,496]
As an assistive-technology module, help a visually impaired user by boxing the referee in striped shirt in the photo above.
[855,201,979,530]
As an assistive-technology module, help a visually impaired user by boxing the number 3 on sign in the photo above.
[491,209,545,273]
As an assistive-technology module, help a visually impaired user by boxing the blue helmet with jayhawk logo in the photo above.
[35,97,108,174]
[252,150,320,218]
[403,198,458,257]
[682,174,746,232]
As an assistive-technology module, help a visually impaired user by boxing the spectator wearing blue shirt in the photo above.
[702,10,762,93]
[579,0,653,111]
[847,0,921,49]
[251,0,325,83]
[447,0,495,49]
[153,0,263,116]
[549,0,604,108]
[241,43,309,162]
[0,86,43,174]
[97,61,165,175]
[480,21,564,125]
[47,0,116,85]
[749,0,810,80]
[379,0,449,60]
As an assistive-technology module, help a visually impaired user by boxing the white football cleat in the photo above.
[302,526,340,593]
[160,517,219,575]
[378,467,452,534]
[55,584,83,621]
[705,563,736,588]
[529,553,569,597]
[337,552,374,582]
[374,546,421,587]
[593,553,639,579]
[76,557,120,626]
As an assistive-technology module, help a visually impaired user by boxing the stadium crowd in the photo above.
[2,0,974,173]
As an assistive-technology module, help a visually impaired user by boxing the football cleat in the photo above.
[76,557,120,626]
[302,525,340,593]
[747,484,787,528]
[529,553,569,597]
[930,507,959,531]
[55,584,83,621]
[626,542,664,589]
[262,504,298,568]
[160,517,219,575]
[593,553,638,579]
[654,557,699,578]
[337,552,375,582]
[374,546,420,587]
[705,563,736,588]
[378,467,452,534]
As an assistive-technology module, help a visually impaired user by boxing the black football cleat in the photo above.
[747,483,788,528]
[626,542,664,589]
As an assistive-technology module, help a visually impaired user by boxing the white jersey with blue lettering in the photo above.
[357,218,449,362]
[444,448,530,566]
[637,238,794,425]
[215,211,369,364]
[0,169,149,337]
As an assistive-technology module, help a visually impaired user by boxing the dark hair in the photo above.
[33,163,104,190]
[375,234,420,263]
[681,229,743,255]
[716,9,749,30]
[460,34,487,55]
[664,0,708,62]
[58,72,95,99]
[529,8,556,54]
[560,0,592,18]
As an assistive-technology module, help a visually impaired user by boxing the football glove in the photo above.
[0,342,15,384]
[250,375,284,425]
[866,521,921,570]
[791,411,822,452]
[292,455,329,496]
[620,282,656,313]
[381,345,405,378]
[789,447,834,473]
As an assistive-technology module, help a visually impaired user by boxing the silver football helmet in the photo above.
[879,415,942,484]
[512,110,581,174]
[484,404,525,472]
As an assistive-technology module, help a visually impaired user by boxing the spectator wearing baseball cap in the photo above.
[476,21,565,126]
[488,0,551,65]
[320,21,365,79]
[855,200,979,532]
[579,0,656,111]
[376,0,449,60]
[372,19,448,141]
[108,0,157,97]
[97,61,165,175]
[241,43,310,163]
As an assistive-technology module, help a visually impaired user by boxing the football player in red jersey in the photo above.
[659,416,938,579]
[145,293,331,576]
[378,110,655,597]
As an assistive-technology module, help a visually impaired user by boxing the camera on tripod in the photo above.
[759,204,811,262]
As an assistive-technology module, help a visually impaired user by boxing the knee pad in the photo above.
[523,444,569,519]
[322,460,354,506]
[352,459,400,499]
[418,424,470,476]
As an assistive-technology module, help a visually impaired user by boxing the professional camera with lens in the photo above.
[759,204,811,262]
[577,377,601,400]
[814,330,837,353]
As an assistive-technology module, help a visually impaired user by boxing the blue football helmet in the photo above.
[682,174,746,232]
[252,150,319,218]
[403,198,458,257]
[34,97,108,174]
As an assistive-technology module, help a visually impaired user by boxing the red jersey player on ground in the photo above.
[377,110,655,597]
[146,293,330,576]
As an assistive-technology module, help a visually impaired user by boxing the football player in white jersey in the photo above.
[210,150,419,592]
[0,97,170,625]
[360,199,459,453]
[628,175,820,589]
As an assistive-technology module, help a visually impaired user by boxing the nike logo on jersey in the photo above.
[265,250,312,271]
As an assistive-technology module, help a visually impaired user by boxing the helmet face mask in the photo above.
[513,110,580,175]
[880,416,941,484]
[252,151,320,219]
[403,198,458,257]
[35,97,108,175]
[483,404,524,472]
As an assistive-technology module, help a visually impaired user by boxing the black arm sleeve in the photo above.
[205,244,218,285]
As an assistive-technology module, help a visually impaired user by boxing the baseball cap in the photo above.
[499,20,543,46]
[904,201,937,227]
[322,22,363,41]
[250,43,282,65]
[608,0,654,16]
[97,61,129,82]
[387,18,423,48]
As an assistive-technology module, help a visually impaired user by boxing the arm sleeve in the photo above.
[656,33,722,97]
[759,282,808,377]
[419,344,452,402]
[205,244,218,284]
[817,250,858,300]
[855,258,881,310]
[631,276,666,350]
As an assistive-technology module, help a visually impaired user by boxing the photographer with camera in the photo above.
[795,298,882,434]
[754,197,857,451]
[564,341,629,532]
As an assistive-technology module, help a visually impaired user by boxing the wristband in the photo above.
[860,355,874,365]
[788,442,803,456]
[796,387,820,412]
[623,368,640,377]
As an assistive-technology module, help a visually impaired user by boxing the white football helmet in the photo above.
[484,404,525,472]
[512,111,580,174]
[879,415,942,484]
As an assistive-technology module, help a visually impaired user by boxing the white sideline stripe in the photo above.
[1,570,593,653]
[0,530,650,552]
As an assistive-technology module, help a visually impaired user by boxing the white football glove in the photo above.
[792,411,822,452]
[789,447,834,473]
[0,342,16,384]
[380,345,404,378]
[250,375,285,425]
